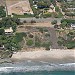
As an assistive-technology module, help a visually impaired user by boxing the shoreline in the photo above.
[0,50,75,72]
[11,49,75,63]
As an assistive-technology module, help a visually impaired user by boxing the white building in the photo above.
[0,45,5,50]
[33,5,38,9]
[67,8,75,10]
[71,24,75,29]
[67,0,73,1]
[4,27,13,35]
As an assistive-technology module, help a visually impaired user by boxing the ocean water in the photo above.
[1,71,75,75]
[0,60,75,75]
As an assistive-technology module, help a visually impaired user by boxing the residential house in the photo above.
[67,8,75,11]
[0,45,5,50]
[4,27,13,35]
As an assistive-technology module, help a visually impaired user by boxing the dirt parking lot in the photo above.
[0,0,5,6]
[6,0,33,15]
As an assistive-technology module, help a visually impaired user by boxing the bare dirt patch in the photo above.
[0,0,5,6]
[16,22,52,32]
[6,0,33,15]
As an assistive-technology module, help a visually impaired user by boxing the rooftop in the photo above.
[71,24,75,28]
[4,27,13,33]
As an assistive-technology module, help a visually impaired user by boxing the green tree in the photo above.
[0,17,21,31]
[31,20,36,23]
[26,39,34,46]
[51,20,57,25]
[61,21,67,28]
[35,41,41,47]
[37,1,50,9]
[55,6,60,12]
[0,6,6,18]
[0,28,4,35]
[42,42,51,50]
[65,41,75,49]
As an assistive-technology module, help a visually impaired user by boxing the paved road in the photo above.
[20,18,62,25]
[0,17,62,25]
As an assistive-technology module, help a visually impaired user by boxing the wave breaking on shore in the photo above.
[0,63,75,73]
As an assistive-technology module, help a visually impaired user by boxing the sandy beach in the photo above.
[11,49,75,63]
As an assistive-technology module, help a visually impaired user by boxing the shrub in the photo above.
[45,33,50,37]
[42,42,51,50]
[65,41,75,49]
[35,41,41,47]
[51,20,57,25]
[43,13,52,18]
[13,32,27,43]
[55,6,60,12]
[30,20,36,23]
[0,6,6,18]
[29,34,34,38]
[26,39,34,46]
[43,29,48,32]
[38,28,43,33]
[23,20,27,23]
[0,28,4,35]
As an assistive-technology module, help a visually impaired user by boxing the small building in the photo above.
[70,24,75,29]
[0,45,5,50]
[67,0,73,2]
[33,5,38,9]
[4,27,13,35]
[67,8,75,10]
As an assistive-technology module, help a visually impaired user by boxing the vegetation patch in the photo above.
[26,39,34,46]
[0,6,6,18]
[13,13,34,18]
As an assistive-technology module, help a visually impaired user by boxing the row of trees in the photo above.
[61,19,75,24]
